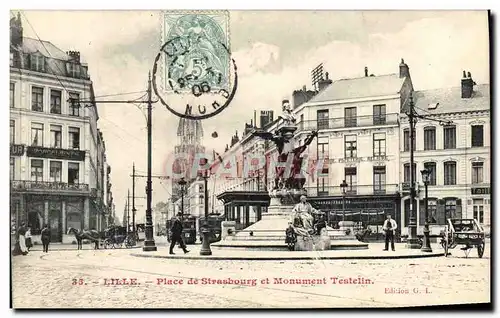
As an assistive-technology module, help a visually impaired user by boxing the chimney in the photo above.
[399,58,410,78]
[10,12,23,48]
[260,110,274,128]
[364,67,368,77]
[67,51,81,64]
[303,85,306,91]
[318,72,333,91]
[461,70,475,98]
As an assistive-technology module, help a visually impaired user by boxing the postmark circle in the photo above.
[152,37,238,121]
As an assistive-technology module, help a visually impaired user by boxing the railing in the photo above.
[305,184,400,197]
[11,180,89,193]
[295,113,399,132]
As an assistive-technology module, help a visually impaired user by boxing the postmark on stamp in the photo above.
[153,10,237,120]
[162,11,230,94]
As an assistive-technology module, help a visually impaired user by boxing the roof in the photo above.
[308,74,406,103]
[413,84,490,115]
[20,37,72,61]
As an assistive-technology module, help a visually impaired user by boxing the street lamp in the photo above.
[420,169,432,252]
[200,159,212,256]
[340,179,348,226]
[178,177,187,216]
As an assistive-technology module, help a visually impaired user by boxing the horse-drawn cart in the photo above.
[441,218,485,258]
[103,226,136,249]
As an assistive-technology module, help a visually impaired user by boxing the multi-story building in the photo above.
[400,72,490,235]
[9,13,110,242]
[284,61,413,228]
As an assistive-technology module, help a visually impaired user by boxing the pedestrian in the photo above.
[169,212,189,255]
[12,222,28,256]
[25,226,33,252]
[382,214,397,251]
[41,224,51,253]
[285,222,297,251]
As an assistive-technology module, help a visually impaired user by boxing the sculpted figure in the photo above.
[291,195,322,237]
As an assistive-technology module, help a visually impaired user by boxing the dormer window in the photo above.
[30,53,45,72]
[66,62,80,78]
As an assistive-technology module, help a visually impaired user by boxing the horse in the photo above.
[67,227,100,250]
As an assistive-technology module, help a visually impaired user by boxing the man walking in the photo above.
[383,214,397,251]
[41,224,51,253]
[169,212,189,255]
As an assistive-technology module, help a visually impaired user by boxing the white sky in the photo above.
[12,10,490,221]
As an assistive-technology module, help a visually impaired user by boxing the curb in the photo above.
[28,246,143,252]
[130,252,447,261]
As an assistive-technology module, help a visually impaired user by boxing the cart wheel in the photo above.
[477,241,485,258]
[104,239,113,249]
[113,242,121,249]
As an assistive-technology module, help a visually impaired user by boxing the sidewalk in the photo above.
[131,242,446,261]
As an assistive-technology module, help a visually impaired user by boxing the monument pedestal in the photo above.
[212,196,369,251]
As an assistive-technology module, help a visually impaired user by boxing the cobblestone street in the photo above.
[11,243,490,308]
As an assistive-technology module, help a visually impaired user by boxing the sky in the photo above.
[16,10,490,222]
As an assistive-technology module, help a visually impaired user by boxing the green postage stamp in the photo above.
[161,11,231,94]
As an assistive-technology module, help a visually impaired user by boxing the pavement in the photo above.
[11,241,490,309]
[132,243,446,260]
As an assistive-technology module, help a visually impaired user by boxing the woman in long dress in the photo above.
[13,222,28,255]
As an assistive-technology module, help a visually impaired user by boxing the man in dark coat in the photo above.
[41,224,51,253]
[169,213,189,255]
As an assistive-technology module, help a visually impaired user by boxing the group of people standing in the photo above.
[12,223,51,256]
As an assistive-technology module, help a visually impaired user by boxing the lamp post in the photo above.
[340,180,348,226]
[420,169,432,252]
[200,168,212,256]
[178,177,187,216]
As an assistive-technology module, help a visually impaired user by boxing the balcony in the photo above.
[305,184,400,197]
[295,113,399,132]
[11,180,89,195]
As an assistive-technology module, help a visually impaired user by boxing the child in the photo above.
[285,222,297,251]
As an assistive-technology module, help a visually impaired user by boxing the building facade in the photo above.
[9,14,111,243]
[400,73,491,235]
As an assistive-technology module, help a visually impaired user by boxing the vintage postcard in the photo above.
[9,10,491,309]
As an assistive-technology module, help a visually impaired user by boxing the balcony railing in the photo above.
[295,113,399,132]
[305,184,400,197]
[11,180,89,193]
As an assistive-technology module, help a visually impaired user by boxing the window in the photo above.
[318,176,328,196]
[403,128,416,152]
[403,163,417,183]
[443,126,456,149]
[373,133,386,157]
[444,161,457,185]
[69,92,80,116]
[50,125,62,148]
[31,123,44,147]
[317,109,329,130]
[344,135,357,158]
[30,54,45,72]
[424,127,436,150]
[445,199,457,219]
[373,104,386,125]
[423,162,437,185]
[318,141,329,159]
[344,167,357,194]
[10,158,14,180]
[50,90,62,114]
[31,87,44,112]
[68,162,79,184]
[67,62,80,78]
[472,162,484,184]
[473,199,484,224]
[344,107,357,127]
[419,199,438,225]
[31,159,43,182]
[10,52,13,67]
[10,120,15,144]
[373,166,386,194]
[68,127,80,149]
[471,125,484,147]
[10,83,15,108]
[49,161,62,182]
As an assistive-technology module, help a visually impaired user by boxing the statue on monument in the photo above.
[291,195,324,237]
[252,100,318,190]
